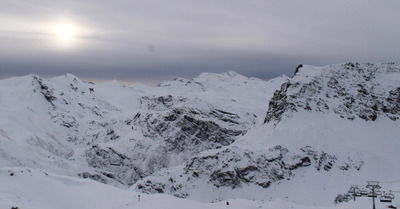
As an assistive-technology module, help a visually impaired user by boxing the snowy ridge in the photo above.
[0,71,284,186]
[1,63,400,208]
[265,62,400,124]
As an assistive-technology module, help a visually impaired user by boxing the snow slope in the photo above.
[0,167,380,209]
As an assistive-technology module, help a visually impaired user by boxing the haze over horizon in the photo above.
[1,1,399,84]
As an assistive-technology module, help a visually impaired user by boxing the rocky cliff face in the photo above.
[82,96,249,185]
[134,95,246,154]
[265,62,400,124]
[135,144,364,200]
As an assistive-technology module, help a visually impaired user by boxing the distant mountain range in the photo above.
[1,62,399,206]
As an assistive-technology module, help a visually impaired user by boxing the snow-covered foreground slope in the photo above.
[0,167,380,209]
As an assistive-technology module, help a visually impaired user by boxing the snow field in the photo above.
[0,167,384,209]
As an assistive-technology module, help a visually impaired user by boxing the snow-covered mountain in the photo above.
[134,63,400,205]
[265,62,400,124]
[1,62,399,208]
[0,71,285,186]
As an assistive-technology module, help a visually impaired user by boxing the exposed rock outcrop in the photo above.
[265,62,400,124]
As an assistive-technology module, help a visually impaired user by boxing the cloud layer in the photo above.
[1,0,399,83]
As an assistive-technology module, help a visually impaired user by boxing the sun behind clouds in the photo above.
[50,17,84,50]
[56,24,75,41]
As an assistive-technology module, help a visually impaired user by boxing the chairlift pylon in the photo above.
[368,192,378,198]
[349,185,360,194]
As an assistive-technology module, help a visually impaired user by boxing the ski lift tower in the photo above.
[367,181,381,209]
[349,185,360,201]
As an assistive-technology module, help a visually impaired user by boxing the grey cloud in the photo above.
[1,0,400,83]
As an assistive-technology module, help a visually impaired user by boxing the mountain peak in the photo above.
[265,62,400,124]
[157,71,264,93]
[224,70,239,76]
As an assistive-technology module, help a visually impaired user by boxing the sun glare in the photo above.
[49,17,93,50]
[56,25,75,41]
[50,21,80,50]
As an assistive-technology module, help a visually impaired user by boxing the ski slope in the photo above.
[0,167,383,209]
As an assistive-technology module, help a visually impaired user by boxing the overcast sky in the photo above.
[1,1,399,84]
